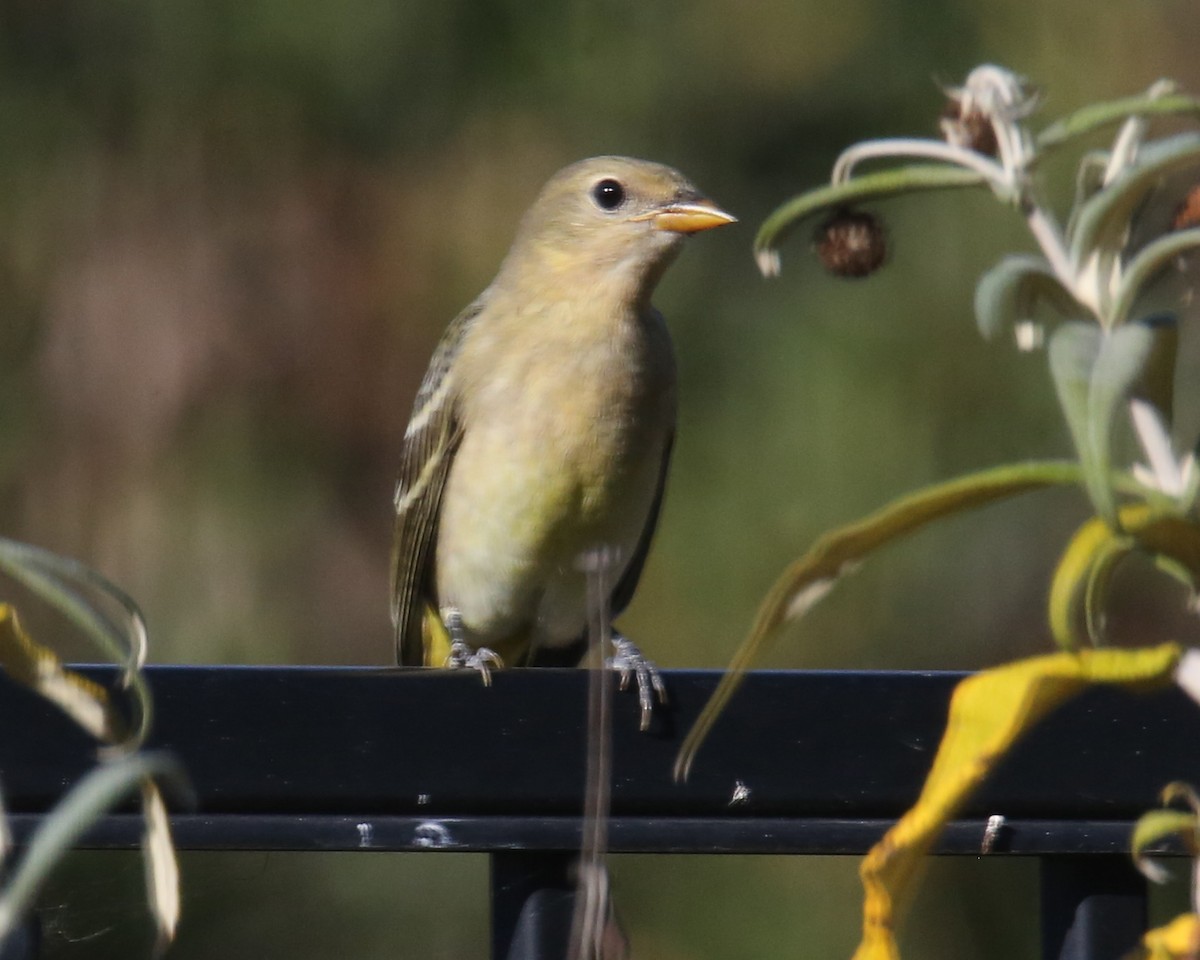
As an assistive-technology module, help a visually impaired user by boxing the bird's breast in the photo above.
[435,307,676,648]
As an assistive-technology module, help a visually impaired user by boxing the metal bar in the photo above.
[3,665,1179,958]
[491,851,576,960]
[2,667,1198,822]
[3,814,1161,856]
[1040,856,1147,960]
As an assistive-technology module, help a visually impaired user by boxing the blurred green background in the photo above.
[4,0,1200,956]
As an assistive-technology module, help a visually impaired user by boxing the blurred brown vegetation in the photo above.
[5,0,1200,956]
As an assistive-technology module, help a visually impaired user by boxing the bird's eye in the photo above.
[592,178,626,211]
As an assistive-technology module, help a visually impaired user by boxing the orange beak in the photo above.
[636,200,737,234]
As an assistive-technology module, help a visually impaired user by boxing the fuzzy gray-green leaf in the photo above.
[0,538,152,748]
[1111,228,1200,326]
[1088,323,1158,524]
[0,753,187,945]
[1049,322,1109,519]
[974,254,1080,340]
[1038,89,1200,151]
[1069,132,1200,268]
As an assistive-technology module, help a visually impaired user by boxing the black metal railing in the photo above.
[4,666,1198,959]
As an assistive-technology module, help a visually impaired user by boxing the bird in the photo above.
[390,156,734,722]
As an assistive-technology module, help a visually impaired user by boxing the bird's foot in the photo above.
[442,609,503,686]
[607,634,667,731]
[444,639,503,685]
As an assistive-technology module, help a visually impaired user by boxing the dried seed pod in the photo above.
[814,209,888,278]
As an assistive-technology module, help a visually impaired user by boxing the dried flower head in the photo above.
[940,95,999,157]
[815,209,888,278]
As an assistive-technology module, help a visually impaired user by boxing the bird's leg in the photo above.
[442,608,504,686]
[607,633,667,731]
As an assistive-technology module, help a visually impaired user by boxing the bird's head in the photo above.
[499,156,735,303]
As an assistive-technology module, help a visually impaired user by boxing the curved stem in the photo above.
[832,139,1011,195]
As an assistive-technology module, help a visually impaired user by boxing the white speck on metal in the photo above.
[981,814,1006,854]
[414,821,453,849]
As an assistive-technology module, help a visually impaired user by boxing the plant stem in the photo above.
[832,139,1010,194]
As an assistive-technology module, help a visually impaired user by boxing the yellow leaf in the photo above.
[1133,913,1200,960]
[1131,782,1200,884]
[1131,809,1199,883]
[1162,782,1200,812]
[853,644,1182,960]
[0,603,126,743]
[1049,514,1135,649]
[1049,507,1200,651]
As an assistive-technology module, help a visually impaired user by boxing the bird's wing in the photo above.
[390,302,481,665]
[609,428,675,618]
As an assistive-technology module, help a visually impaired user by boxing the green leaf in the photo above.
[1047,322,1154,524]
[1038,89,1200,152]
[0,541,131,664]
[754,164,985,275]
[1088,323,1158,521]
[1074,151,1113,200]
[674,460,1087,781]
[0,752,188,945]
[1069,132,1200,268]
[0,538,152,747]
[1155,552,1199,593]
[974,254,1081,340]
[1049,322,1109,520]
[1065,153,1113,248]
[1112,228,1200,326]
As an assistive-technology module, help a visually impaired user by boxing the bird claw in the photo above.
[444,639,503,686]
[607,634,667,730]
[442,608,503,686]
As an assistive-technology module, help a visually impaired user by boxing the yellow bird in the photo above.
[390,156,733,719]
